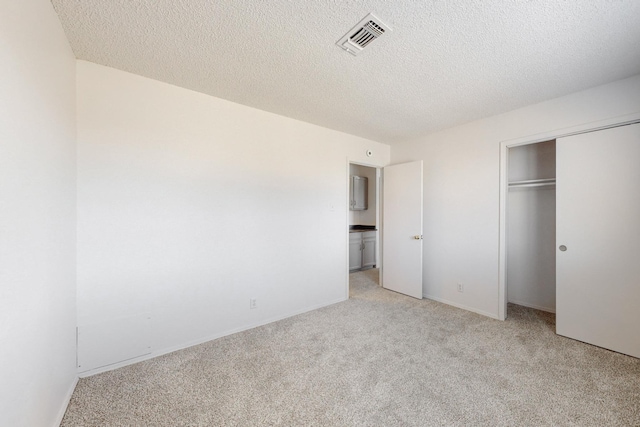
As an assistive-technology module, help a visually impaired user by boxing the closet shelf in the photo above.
[508,178,556,188]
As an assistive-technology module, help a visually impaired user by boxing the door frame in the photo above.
[498,112,640,320]
[345,159,382,299]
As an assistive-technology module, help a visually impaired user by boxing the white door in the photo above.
[556,123,640,358]
[382,161,423,299]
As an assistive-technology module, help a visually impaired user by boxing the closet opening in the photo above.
[505,140,556,319]
[499,115,640,343]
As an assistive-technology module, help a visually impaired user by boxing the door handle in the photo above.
[559,245,567,251]
[413,235,423,240]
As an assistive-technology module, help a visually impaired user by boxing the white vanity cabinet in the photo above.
[349,230,376,271]
[349,233,363,271]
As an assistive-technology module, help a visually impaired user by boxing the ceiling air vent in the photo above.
[337,13,391,56]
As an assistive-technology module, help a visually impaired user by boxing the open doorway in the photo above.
[347,163,381,296]
[504,140,557,319]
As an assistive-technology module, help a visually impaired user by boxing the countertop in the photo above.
[349,225,377,233]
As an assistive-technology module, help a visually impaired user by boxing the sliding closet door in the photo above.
[556,123,640,358]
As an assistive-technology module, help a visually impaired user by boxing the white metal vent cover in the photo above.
[337,13,392,56]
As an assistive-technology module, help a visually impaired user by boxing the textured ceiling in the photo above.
[51,0,640,145]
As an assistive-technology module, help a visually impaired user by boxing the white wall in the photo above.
[349,164,377,226]
[507,141,556,312]
[391,74,640,318]
[0,1,77,426]
[76,61,389,374]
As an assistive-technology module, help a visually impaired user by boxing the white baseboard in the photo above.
[79,296,348,378]
[508,299,555,313]
[423,294,501,320]
[53,376,78,427]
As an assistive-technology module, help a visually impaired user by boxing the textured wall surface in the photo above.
[0,1,77,426]
[51,0,640,143]
[391,74,640,319]
[76,61,389,376]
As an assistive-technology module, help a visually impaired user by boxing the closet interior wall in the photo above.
[507,140,556,313]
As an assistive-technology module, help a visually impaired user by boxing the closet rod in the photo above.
[508,182,556,189]
[508,178,556,188]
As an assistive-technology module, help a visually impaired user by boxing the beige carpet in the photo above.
[61,269,640,426]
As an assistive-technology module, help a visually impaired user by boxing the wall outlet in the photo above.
[457,283,464,293]
[250,299,257,309]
